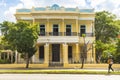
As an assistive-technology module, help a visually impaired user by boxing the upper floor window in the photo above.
[40,24,45,36]
[53,24,59,36]
[80,25,86,36]
[66,25,71,36]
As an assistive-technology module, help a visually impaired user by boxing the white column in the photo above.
[15,50,18,63]
[7,52,9,60]
[33,18,35,24]
[32,55,35,63]
[11,53,13,63]
[18,53,21,63]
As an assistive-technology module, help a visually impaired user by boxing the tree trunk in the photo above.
[81,36,85,69]
[96,50,102,63]
[81,57,84,69]
[26,53,29,68]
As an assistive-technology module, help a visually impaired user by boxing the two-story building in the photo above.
[15,4,95,68]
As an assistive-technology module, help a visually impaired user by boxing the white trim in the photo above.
[37,36,79,43]
[79,18,94,21]
[20,17,33,20]
[33,15,78,19]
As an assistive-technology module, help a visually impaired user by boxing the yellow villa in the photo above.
[15,4,95,68]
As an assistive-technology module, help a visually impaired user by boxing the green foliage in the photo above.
[82,34,86,37]
[0,22,14,50]
[95,11,119,43]
[114,39,120,63]
[101,43,116,63]
[0,21,14,35]
[95,11,120,63]
[5,21,38,53]
[3,21,38,68]
[0,69,120,74]
[0,59,11,64]
[0,36,12,50]
[116,39,120,52]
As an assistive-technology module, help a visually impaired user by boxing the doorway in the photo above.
[52,44,60,62]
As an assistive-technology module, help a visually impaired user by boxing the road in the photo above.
[0,74,119,80]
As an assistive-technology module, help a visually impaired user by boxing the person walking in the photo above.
[107,56,114,73]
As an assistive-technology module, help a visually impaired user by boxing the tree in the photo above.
[80,34,94,69]
[95,40,105,63]
[0,21,14,35]
[95,11,119,42]
[95,11,120,62]
[0,21,15,51]
[101,43,116,63]
[5,21,38,68]
[115,39,120,63]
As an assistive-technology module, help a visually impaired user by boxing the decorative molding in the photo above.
[19,16,94,21]
[33,15,78,19]
[37,36,79,43]
[79,17,95,21]
[20,17,33,20]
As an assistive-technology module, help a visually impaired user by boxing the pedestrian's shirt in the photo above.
[107,59,113,64]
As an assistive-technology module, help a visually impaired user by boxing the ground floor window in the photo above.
[39,46,44,61]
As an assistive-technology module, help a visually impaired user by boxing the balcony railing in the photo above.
[49,32,63,36]
[78,33,94,37]
[64,32,77,36]
[39,32,94,37]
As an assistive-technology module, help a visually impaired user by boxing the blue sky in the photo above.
[0,0,120,23]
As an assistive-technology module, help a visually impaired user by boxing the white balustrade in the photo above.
[37,36,79,43]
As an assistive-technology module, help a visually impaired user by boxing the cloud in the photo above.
[20,0,37,8]
[4,3,23,22]
[90,0,120,18]
[3,0,88,22]
[0,0,6,7]
[20,0,87,8]
[2,0,120,22]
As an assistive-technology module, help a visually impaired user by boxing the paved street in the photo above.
[0,74,119,80]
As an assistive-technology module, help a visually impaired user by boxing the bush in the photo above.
[0,59,11,64]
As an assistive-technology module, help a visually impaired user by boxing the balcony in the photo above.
[78,33,94,37]
[37,36,79,43]
[39,32,94,37]
[37,32,94,44]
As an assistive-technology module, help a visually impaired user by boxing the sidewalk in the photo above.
[0,74,120,80]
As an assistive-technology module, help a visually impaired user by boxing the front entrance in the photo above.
[52,44,60,62]
[49,44,62,67]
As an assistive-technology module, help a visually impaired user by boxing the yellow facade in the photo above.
[15,4,95,68]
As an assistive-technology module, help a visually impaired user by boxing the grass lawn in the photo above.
[0,64,119,74]
[0,69,120,75]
